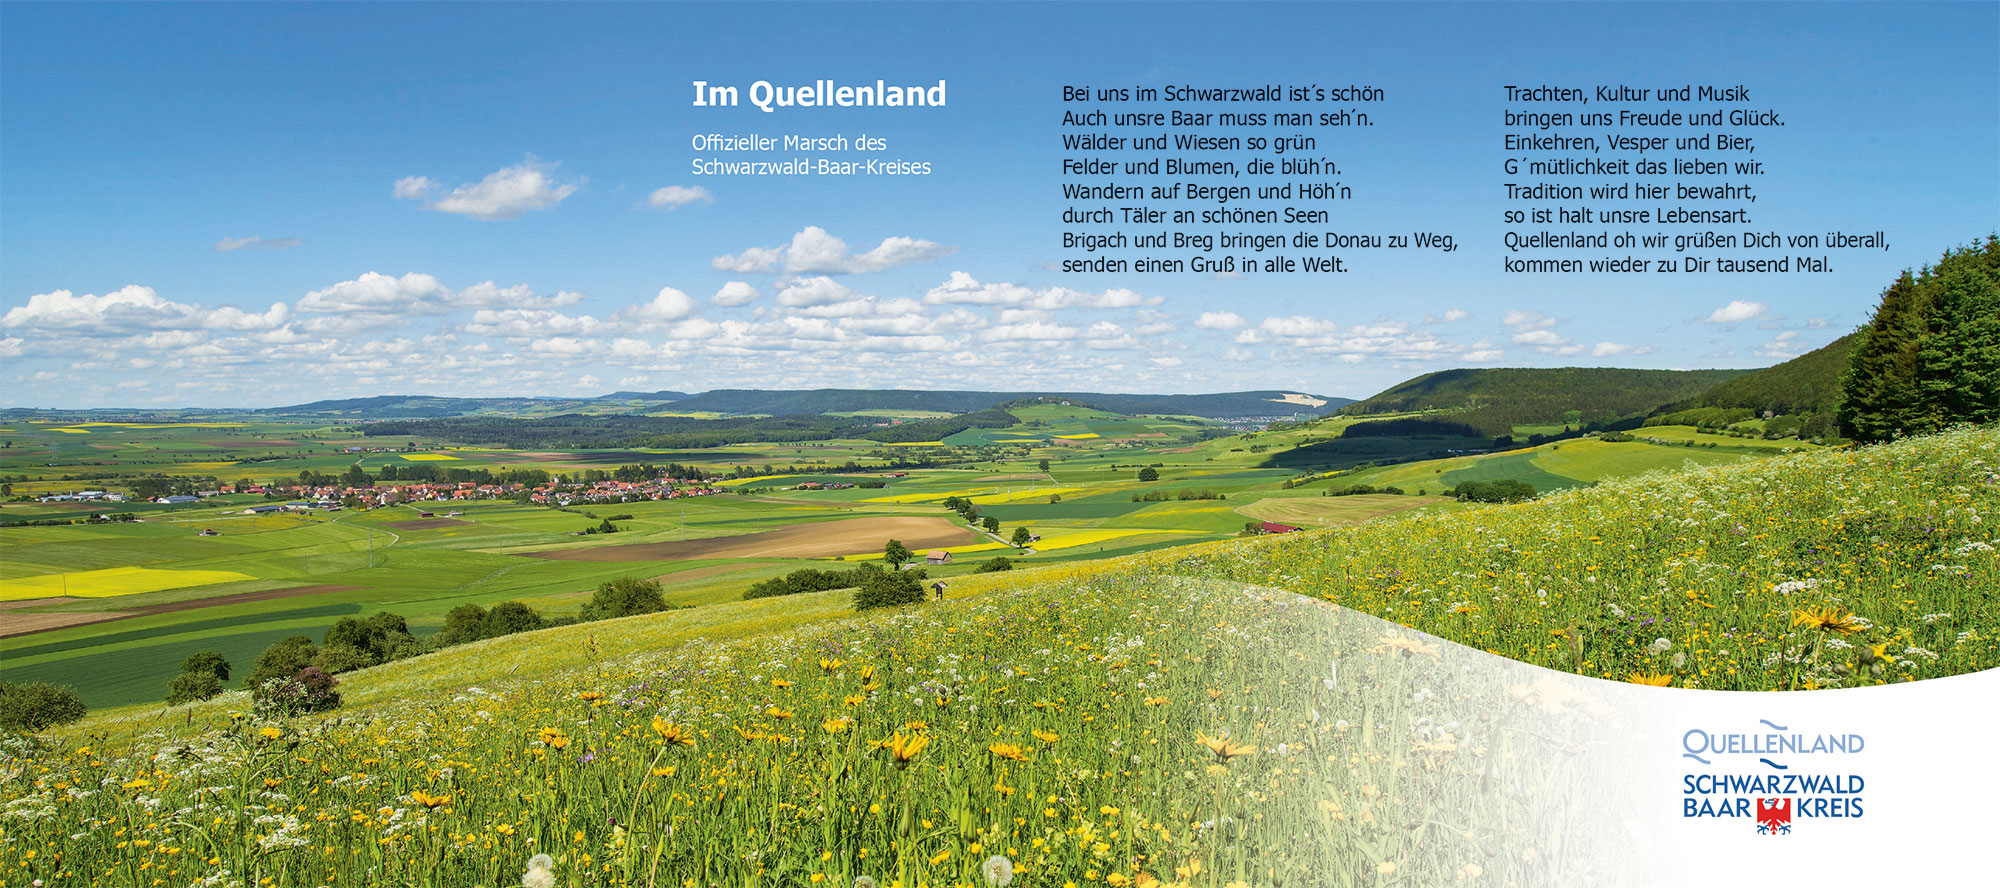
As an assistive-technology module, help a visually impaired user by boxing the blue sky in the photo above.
[3,1,1994,408]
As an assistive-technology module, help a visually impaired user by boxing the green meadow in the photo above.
[2,411,1833,711]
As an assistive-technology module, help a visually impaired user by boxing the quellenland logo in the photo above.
[1680,719,1866,835]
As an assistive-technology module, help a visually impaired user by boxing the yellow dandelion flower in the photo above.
[876,732,929,768]
[1144,696,1171,706]
[1195,732,1255,763]
[537,728,570,750]
[822,717,852,734]
[766,706,794,719]
[411,790,451,809]
[650,717,696,746]
[577,690,605,702]
[1374,636,1442,659]
[1791,606,1867,635]
[1033,729,1060,743]
[771,678,794,688]
[819,658,842,673]
[1625,672,1673,687]
[258,726,283,740]
[988,742,1029,761]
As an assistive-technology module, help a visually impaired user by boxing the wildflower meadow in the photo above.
[4,427,1994,887]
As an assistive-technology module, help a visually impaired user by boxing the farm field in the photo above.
[3,408,1859,712]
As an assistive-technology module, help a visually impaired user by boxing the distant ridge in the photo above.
[658,389,1350,418]
[265,389,1349,421]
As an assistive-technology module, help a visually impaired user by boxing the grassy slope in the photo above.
[24,430,1992,888]
[1116,427,2000,690]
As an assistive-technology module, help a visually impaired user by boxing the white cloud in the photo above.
[1590,341,1656,357]
[395,157,580,220]
[616,287,697,325]
[712,246,783,274]
[2,286,288,335]
[1703,300,1768,324]
[1755,330,1805,359]
[295,272,578,319]
[1501,309,1556,331]
[460,309,602,338]
[713,282,759,307]
[1501,309,1578,354]
[980,320,1080,341]
[392,176,435,200]
[1195,311,1247,330]
[922,272,1156,309]
[713,226,955,274]
[775,276,861,308]
[213,236,303,253]
[648,185,713,209]
[1440,308,1469,322]
[1460,347,1504,362]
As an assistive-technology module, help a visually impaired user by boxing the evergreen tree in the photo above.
[1841,270,1929,441]
[1915,237,2000,428]
[1841,236,2000,442]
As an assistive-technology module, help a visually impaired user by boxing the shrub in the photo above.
[485,600,546,636]
[432,604,491,646]
[975,556,1015,573]
[310,644,374,675]
[0,682,87,733]
[253,668,342,718]
[1448,479,1538,503]
[744,567,867,600]
[244,635,318,689]
[165,670,224,706]
[584,576,667,620]
[1137,467,1160,482]
[852,564,927,610]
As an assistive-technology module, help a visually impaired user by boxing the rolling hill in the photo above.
[1660,330,1861,417]
[1338,367,1748,434]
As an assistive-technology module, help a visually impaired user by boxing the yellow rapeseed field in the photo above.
[2,566,255,600]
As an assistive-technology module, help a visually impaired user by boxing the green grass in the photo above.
[1082,426,2000,691]
[25,571,1632,888]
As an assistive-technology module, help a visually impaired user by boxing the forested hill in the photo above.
[1660,332,1860,417]
[1338,367,1747,434]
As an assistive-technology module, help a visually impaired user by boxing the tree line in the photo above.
[1840,235,2000,442]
